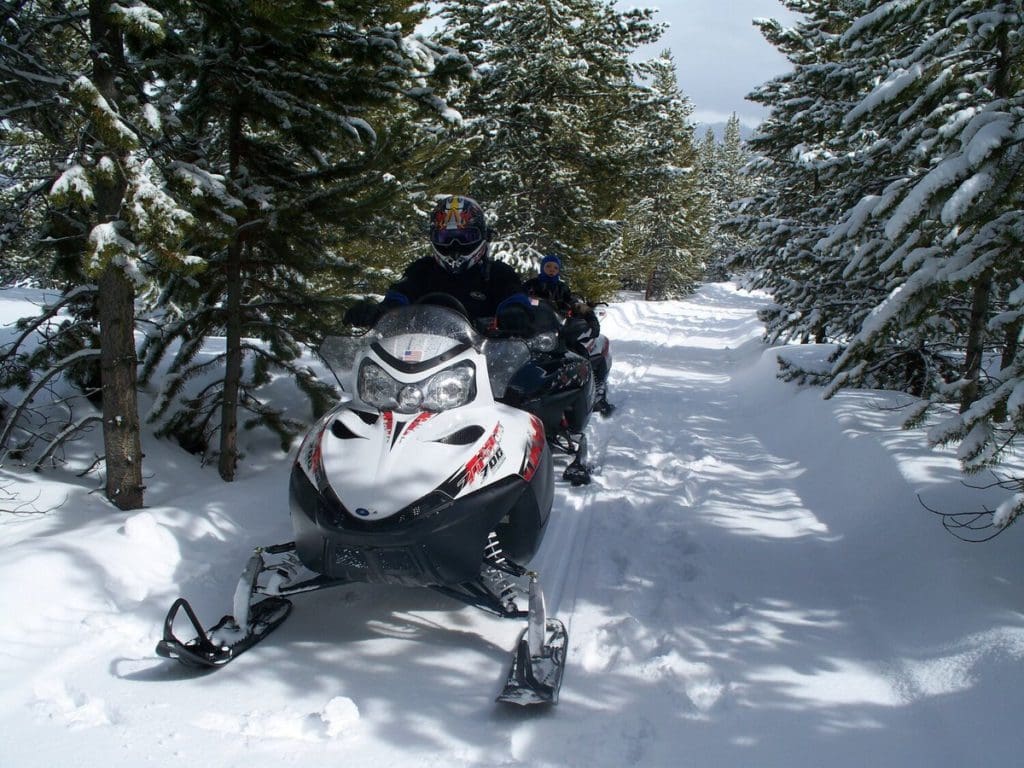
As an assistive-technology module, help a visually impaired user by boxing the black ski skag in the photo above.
[496,573,567,705]
[156,596,291,668]
[498,621,568,705]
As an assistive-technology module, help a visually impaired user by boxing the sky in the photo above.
[3,282,1024,767]
[620,0,798,129]
[420,1,798,132]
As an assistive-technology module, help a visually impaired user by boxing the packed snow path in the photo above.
[530,286,1024,767]
[3,283,1023,767]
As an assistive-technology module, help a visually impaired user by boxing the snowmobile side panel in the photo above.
[500,351,594,435]
[496,444,553,561]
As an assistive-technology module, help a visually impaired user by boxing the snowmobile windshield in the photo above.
[483,337,531,399]
[322,304,530,402]
[373,304,481,351]
[320,335,363,376]
[355,305,484,413]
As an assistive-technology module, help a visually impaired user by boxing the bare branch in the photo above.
[0,479,67,516]
[32,414,102,471]
[919,494,1000,542]
[0,348,102,450]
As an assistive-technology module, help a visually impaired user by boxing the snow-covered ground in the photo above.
[2,282,1022,767]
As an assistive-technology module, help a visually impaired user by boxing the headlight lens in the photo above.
[358,361,475,413]
[359,361,400,410]
[422,364,475,411]
[529,331,558,353]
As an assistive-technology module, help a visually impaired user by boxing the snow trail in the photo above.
[510,285,1023,767]
[3,283,1024,768]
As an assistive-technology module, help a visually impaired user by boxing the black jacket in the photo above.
[522,275,600,338]
[385,256,524,320]
[522,276,575,313]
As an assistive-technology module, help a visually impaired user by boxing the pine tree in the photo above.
[747,0,1024,533]
[437,0,663,299]
[821,1,1024,485]
[621,51,709,300]
[703,113,756,281]
[1,1,198,508]
[736,0,878,347]
[136,1,469,480]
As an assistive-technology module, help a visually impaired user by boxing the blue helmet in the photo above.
[539,253,563,284]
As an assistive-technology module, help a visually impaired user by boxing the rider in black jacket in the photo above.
[522,254,600,339]
[344,195,532,332]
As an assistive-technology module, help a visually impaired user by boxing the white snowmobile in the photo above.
[156,301,569,705]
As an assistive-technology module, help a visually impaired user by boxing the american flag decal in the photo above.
[402,348,422,362]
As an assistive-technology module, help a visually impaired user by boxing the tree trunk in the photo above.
[218,237,244,481]
[989,29,1019,424]
[90,0,144,509]
[218,98,246,482]
[98,265,145,508]
[960,266,993,413]
[994,314,1022,423]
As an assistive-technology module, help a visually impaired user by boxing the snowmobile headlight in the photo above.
[358,361,400,410]
[529,332,558,353]
[422,362,476,411]
[397,385,424,412]
[359,360,476,413]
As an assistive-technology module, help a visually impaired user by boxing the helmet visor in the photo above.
[432,227,483,256]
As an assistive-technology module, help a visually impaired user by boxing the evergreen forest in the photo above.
[1,1,1022,533]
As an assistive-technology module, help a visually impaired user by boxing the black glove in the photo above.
[571,301,599,340]
[561,316,591,346]
[344,300,383,327]
[496,303,533,336]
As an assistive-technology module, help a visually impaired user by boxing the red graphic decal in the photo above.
[520,415,546,482]
[464,423,504,488]
[403,411,434,439]
[297,418,329,489]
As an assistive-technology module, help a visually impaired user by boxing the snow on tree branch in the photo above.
[109,3,165,43]
[49,165,94,207]
[69,77,139,151]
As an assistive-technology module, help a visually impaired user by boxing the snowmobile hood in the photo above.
[298,401,540,520]
[299,303,542,521]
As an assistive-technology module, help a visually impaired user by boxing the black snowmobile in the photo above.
[497,300,597,485]
[156,302,572,705]
[582,303,615,418]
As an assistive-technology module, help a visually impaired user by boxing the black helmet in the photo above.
[429,195,489,273]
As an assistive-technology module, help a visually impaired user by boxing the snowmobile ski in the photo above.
[156,595,292,669]
[563,461,591,485]
[496,618,568,705]
[561,432,592,485]
[156,542,349,670]
[593,394,615,417]
[496,573,567,705]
